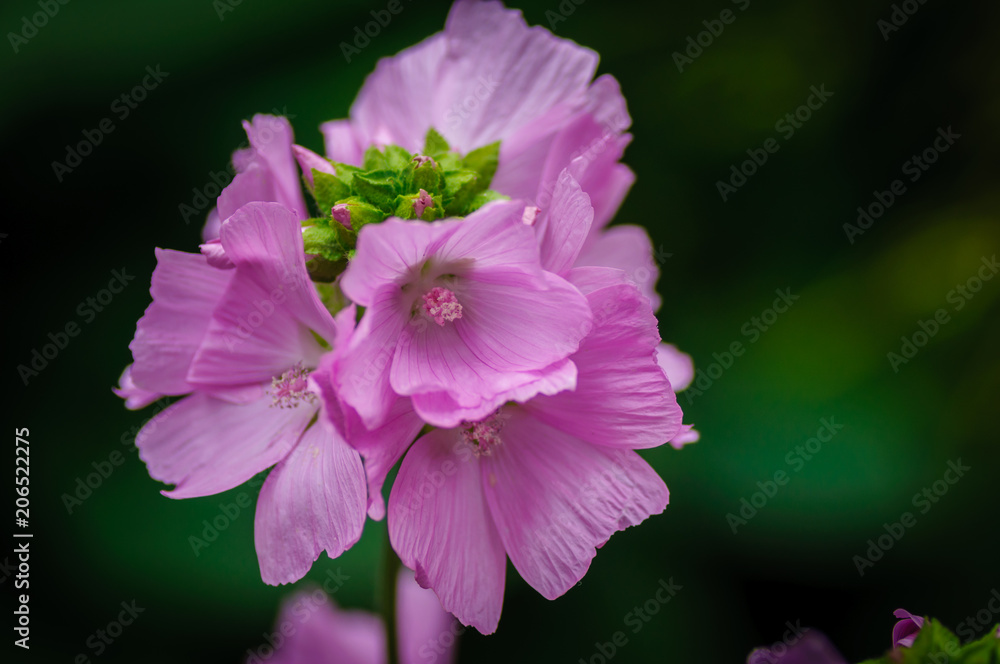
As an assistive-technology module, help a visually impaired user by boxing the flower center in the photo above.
[422,286,463,326]
[270,363,317,408]
[461,409,505,456]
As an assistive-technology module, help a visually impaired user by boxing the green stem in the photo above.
[380,525,402,664]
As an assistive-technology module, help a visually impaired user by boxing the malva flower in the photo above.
[892,609,924,648]
[336,198,592,430]
[257,568,456,664]
[386,276,683,633]
[123,202,369,584]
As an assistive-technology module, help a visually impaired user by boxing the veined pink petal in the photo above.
[389,429,506,635]
[243,114,307,219]
[533,169,593,275]
[255,418,366,585]
[217,161,276,221]
[576,224,662,311]
[136,392,314,499]
[335,284,409,430]
[342,218,458,307]
[129,248,233,395]
[481,409,669,600]
[397,567,459,664]
[431,200,539,274]
[526,283,683,448]
[188,203,337,386]
[293,144,336,188]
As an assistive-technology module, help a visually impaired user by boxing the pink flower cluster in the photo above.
[116,0,698,635]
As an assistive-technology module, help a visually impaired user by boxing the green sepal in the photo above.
[435,151,463,171]
[393,193,444,221]
[302,224,344,263]
[353,170,405,211]
[462,141,500,191]
[330,162,363,189]
[423,127,450,156]
[466,189,509,213]
[384,144,413,171]
[312,170,352,213]
[305,256,347,283]
[362,146,388,171]
[337,196,387,230]
[411,161,445,196]
[442,169,480,216]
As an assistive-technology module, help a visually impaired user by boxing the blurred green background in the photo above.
[4,0,999,662]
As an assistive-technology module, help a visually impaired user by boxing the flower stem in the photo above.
[381,525,402,664]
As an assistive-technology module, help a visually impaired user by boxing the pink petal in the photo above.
[198,238,234,269]
[335,284,409,429]
[532,169,593,275]
[432,200,540,272]
[129,248,233,395]
[188,203,338,387]
[342,218,458,307]
[136,392,313,499]
[526,283,683,448]
[293,144,335,188]
[320,119,367,167]
[397,567,459,664]
[217,161,276,221]
[113,365,162,410]
[481,409,669,599]
[201,208,221,242]
[388,429,506,635]
[255,418,367,585]
[242,114,307,219]
[576,224,662,311]
[656,343,694,392]
[269,590,385,664]
[391,270,591,423]
[668,424,700,449]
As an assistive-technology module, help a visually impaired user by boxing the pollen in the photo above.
[422,286,463,326]
[270,363,317,408]
[462,409,505,456]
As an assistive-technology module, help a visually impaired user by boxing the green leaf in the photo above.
[384,144,412,171]
[302,224,343,263]
[442,169,480,216]
[362,146,388,171]
[466,189,509,213]
[312,170,352,213]
[353,170,403,211]
[462,141,500,191]
[423,127,450,156]
[330,162,362,189]
[411,162,445,195]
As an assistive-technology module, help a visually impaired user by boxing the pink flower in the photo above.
[122,202,368,585]
[386,275,683,634]
[321,0,633,225]
[336,199,592,430]
[257,568,457,664]
[892,608,925,648]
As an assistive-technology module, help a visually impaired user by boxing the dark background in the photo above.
[4,0,999,662]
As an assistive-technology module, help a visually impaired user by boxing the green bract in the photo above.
[858,618,1000,664]
[300,128,506,282]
